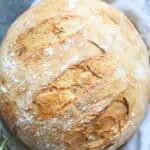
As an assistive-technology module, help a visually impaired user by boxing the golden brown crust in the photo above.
[31,54,115,120]
[0,0,150,150]
[14,14,84,64]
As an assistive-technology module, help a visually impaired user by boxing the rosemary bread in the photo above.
[0,0,150,150]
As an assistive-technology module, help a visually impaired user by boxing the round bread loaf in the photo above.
[0,0,150,149]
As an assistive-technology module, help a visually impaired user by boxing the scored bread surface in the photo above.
[0,0,150,150]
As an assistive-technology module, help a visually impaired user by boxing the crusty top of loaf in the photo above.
[0,0,150,150]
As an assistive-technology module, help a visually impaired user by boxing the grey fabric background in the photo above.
[0,0,34,41]
[0,0,150,150]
